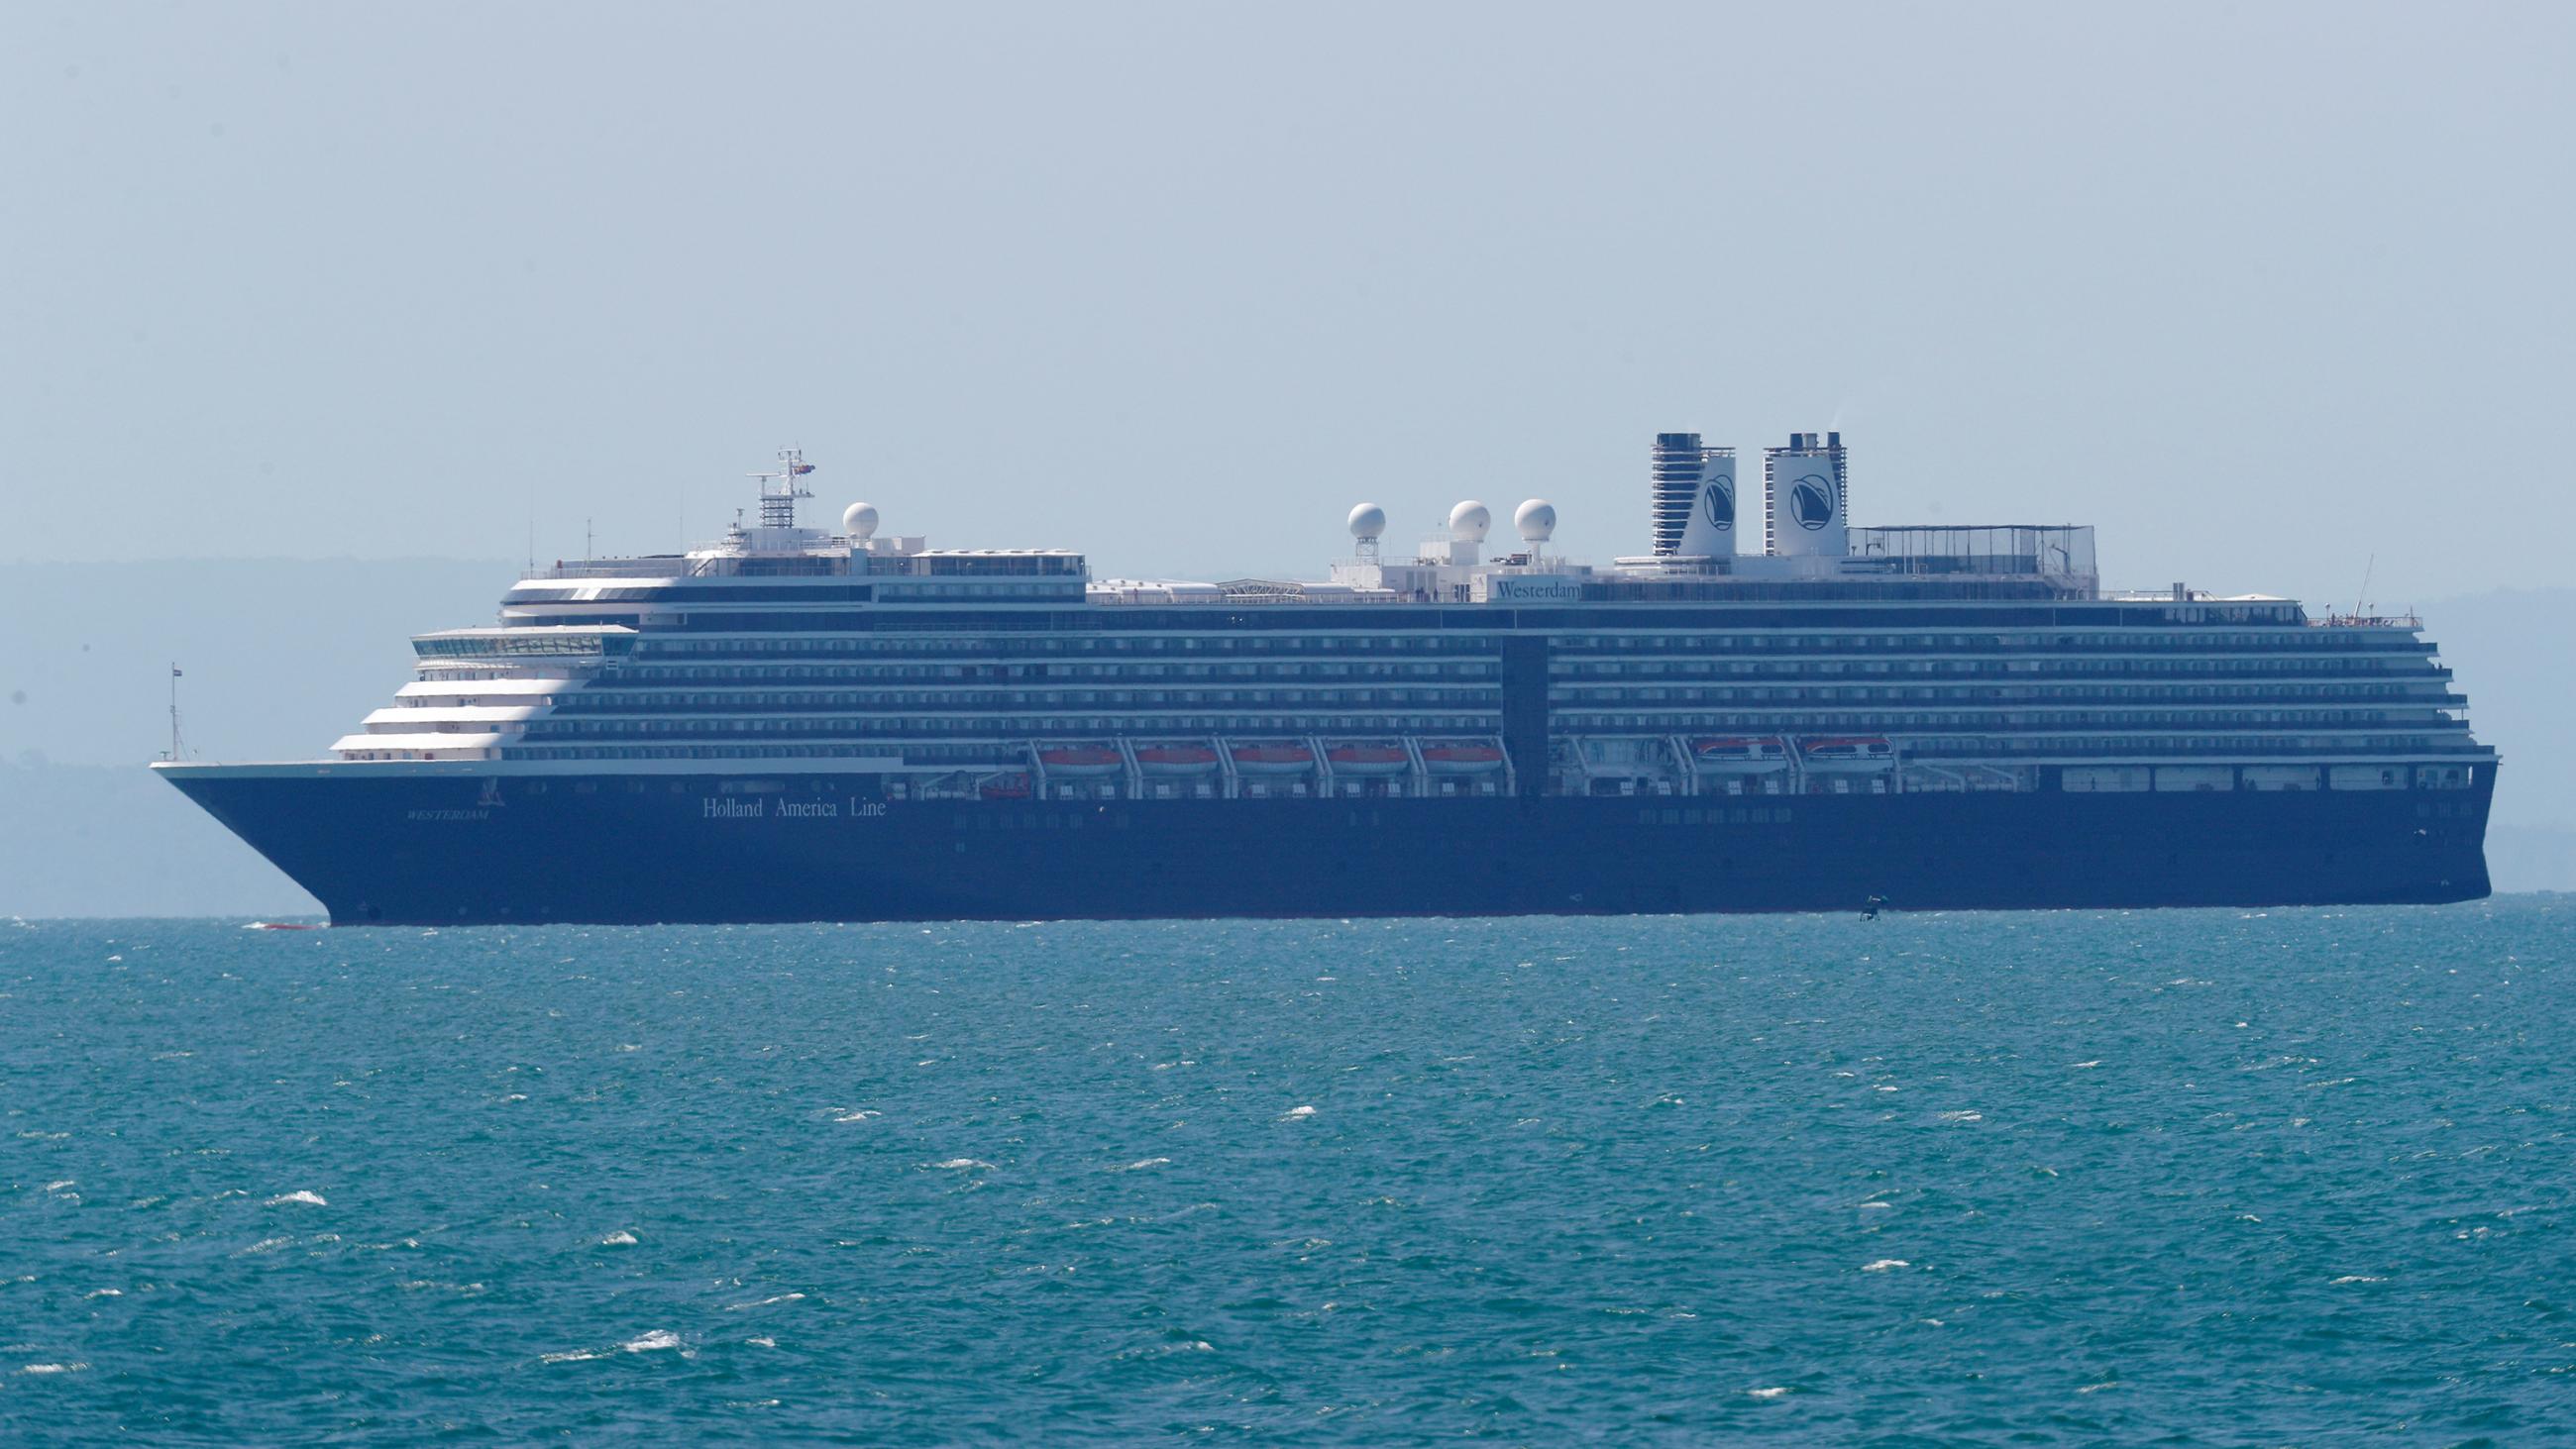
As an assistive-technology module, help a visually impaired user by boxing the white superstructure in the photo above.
[313,434,2481,824]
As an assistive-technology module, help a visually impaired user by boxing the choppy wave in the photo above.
[540,1329,684,1366]
[6,905,2571,1443]
[621,1330,683,1353]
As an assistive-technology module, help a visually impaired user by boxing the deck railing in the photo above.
[2309,613,2422,630]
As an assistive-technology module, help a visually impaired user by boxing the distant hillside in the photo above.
[0,558,518,768]
[2410,587,2576,896]
[0,761,321,918]
[1,558,511,918]
[2412,589,2575,833]
[1,563,2566,916]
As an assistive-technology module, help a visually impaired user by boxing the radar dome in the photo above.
[1514,498,1557,542]
[1448,500,1492,544]
[841,502,880,540]
[1347,502,1387,541]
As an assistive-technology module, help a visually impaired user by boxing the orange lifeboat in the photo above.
[1134,744,1221,776]
[1231,742,1316,776]
[1691,736,1788,771]
[1036,746,1124,777]
[1327,743,1410,776]
[1420,742,1505,775]
[1798,736,1894,770]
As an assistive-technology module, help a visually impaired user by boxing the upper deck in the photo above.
[312,438,2489,806]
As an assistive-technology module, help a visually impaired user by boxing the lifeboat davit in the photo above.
[1691,736,1789,771]
[1037,746,1124,777]
[1134,744,1221,776]
[1799,736,1894,770]
[1231,742,1316,775]
[1420,742,1505,775]
[1327,743,1410,776]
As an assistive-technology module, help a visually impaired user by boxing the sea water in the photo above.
[2,901,2569,1444]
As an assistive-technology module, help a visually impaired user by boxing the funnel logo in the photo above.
[1789,473,1837,530]
[1702,477,1734,531]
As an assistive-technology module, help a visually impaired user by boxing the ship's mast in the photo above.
[165,663,185,762]
[749,447,814,532]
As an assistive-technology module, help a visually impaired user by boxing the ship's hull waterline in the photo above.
[164,766,2493,926]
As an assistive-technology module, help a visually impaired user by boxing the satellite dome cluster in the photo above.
[1346,498,1558,544]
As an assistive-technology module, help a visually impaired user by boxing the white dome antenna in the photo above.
[1448,500,1491,544]
[842,501,880,541]
[1514,498,1556,543]
[1347,502,1387,562]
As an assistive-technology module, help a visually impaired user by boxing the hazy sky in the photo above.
[5,3,2570,605]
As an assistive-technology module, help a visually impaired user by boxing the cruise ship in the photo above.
[158,433,2495,924]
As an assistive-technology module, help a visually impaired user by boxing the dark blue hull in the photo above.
[161,768,2495,925]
